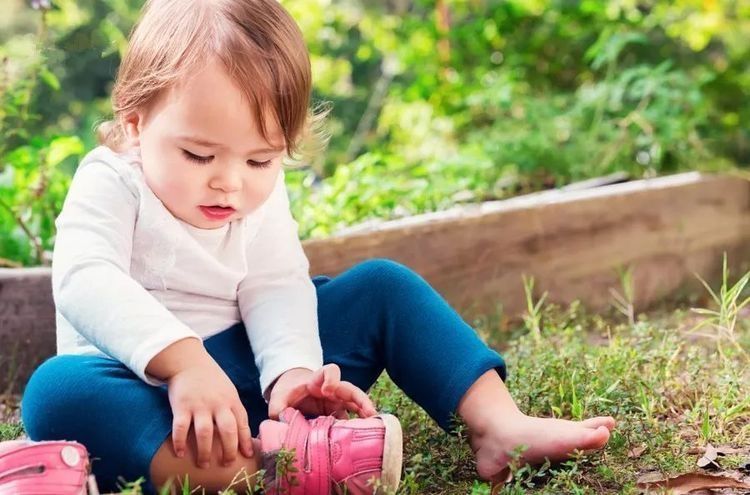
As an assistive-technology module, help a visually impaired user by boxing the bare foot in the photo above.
[469,413,616,481]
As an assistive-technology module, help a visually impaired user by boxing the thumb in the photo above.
[267,387,289,420]
[268,383,306,419]
[267,396,284,420]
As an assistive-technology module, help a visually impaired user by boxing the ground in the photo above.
[1,298,749,494]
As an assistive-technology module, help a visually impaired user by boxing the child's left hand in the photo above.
[267,364,378,420]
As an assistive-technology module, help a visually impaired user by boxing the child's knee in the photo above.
[353,258,425,297]
[22,356,81,437]
[21,355,123,439]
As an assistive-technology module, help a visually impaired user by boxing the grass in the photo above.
[1,297,748,494]
[369,300,750,494]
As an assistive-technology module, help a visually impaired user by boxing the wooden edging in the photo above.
[2,171,750,393]
[306,172,750,315]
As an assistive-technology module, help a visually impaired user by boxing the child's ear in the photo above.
[123,111,144,145]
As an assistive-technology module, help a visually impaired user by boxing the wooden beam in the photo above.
[1,172,749,394]
[303,172,750,317]
[0,268,56,395]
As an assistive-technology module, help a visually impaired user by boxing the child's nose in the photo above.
[209,167,243,193]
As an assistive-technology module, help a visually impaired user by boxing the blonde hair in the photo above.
[97,0,329,161]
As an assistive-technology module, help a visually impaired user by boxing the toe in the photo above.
[582,416,616,431]
[581,425,611,451]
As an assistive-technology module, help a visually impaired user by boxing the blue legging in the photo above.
[21,259,506,493]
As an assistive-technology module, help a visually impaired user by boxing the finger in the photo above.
[334,408,349,419]
[320,364,341,395]
[215,408,239,466]
[332,381,377,415]
[306,364,341,400]
[328,399,373,418]
[320,396,342,416]
[342,400,369,418]
[171,411,191,458]
[335,400,366,418]
[311,367,326,386]
[233,404,254,458]
[269,382,308,418]
[327,397,358,418]
[304,367,327,398]
[193,412,214,469]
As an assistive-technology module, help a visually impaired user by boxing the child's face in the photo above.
[125,59,286,229]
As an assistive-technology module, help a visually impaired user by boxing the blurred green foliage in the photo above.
[1,0,748,265]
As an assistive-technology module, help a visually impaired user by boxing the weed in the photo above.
[690,253,750,362]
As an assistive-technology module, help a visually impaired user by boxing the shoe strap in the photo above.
[278,409,335,495]
[305,416,335,494]
[280,408,311,495]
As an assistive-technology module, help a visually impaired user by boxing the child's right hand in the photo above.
[146,337,254,469]
[166,359,254,468]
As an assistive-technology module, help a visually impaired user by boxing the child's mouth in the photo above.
[199,205,236,220]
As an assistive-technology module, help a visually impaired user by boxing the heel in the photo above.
[376,414,403,493]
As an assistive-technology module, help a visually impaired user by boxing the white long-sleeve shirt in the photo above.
[52,145,323,395]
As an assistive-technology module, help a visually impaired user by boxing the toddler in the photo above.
[21,0,615,493]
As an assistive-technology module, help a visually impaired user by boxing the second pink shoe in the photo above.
[259,407,403,495]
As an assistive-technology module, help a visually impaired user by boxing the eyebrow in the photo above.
[178,135,285,154]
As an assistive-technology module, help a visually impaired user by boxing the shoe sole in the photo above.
[376,414,403,494]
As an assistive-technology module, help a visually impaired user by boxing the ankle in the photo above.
[456,370,524,436]
[465,408,527,442]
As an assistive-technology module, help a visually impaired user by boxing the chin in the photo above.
[179,215,218,229]
[202,220,230,229]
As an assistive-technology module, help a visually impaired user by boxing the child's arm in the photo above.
[237,170,323,400]
[52,155,201,385]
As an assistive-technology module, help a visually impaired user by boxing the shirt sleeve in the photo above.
[237,170,323,399]
[52,158,201,386]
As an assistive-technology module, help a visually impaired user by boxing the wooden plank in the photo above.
[1,172,749,394]
[0,268,56,394]
[303,172,750,317]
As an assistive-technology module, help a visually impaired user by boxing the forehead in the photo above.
[156,59,284,148]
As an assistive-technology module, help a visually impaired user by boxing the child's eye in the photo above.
[247,160,272,169]
[182,149,213,164]
[182,149,270,169]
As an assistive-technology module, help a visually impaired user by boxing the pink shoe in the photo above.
[259,407,403,495]
[0,439,99,495]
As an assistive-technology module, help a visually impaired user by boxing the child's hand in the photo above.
[167,360,254,468]
[267,364,377,420]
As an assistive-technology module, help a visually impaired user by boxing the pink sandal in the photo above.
[0,440,99,495]
[259,407,403,494]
